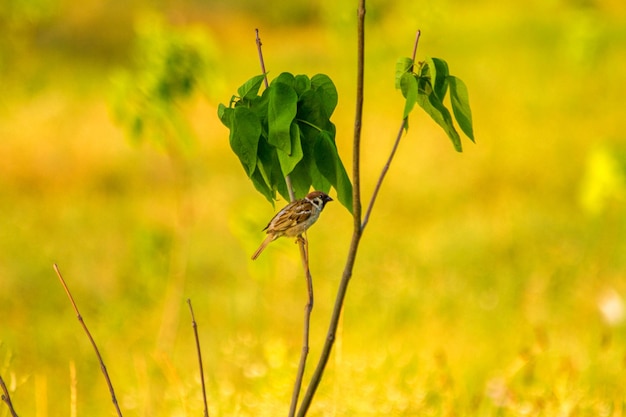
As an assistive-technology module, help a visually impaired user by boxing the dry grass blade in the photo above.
[53,264,123,417]
[187,299,209,417]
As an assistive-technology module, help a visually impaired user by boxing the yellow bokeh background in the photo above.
[1,0,626,415]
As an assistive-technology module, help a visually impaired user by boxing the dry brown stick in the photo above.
[0,373,19,417]
[53,264,123,417]
[187,299,209,417]
[254,28,313,417]
[296,2,368,416]
[288,235,314,417]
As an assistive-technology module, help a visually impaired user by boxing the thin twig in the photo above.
[0,373,19,417]
[362,30,421,231]
[53,264,123,417]
[295,2,367,416]
[288,235,314,417]
[255,28,313,417]
[187,299,209,417]
[255,28,270,90]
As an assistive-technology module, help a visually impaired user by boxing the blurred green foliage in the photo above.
[110,13,216,155]
[1,0,626,416]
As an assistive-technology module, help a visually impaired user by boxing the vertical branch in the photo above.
[53,264,124,417]
[187,299,209,417]
[0,373,19,417]
[296,1,367,416]
[352,1,366,230]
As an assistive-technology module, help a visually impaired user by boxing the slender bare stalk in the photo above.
[187,299,209,417]
[0,373,19,417]
[295,2,367,416]
[362,30,420,230]
[53,264,123,417]
[288,235,314,417]
[254,28,314,417]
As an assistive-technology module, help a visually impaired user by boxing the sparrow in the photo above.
[251,191,333,260]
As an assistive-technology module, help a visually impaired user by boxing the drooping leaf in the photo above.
[230,106,261,174]
[400,72,418,119]
[299,128,331,193]
[416,79,462,152]
[297,89,329,132]
[311,74,338,117]
[289,160,313,200]
[395,57,414,89]
[448,76,475,142]
[250,166,274,204]
[314,131,338,184]
[276,123,304,177]
[217,103,233,128]
[268,82,297,154]
[428,57,449,100]
[237,74,266,100]
[314,131,353,212]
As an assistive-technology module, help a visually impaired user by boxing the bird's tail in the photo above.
[251,234,275,260]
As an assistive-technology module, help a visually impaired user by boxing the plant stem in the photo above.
[288,236,314,417]
[255,28,312,416]
[295,2,367,416]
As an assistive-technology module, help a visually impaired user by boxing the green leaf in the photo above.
[237,74,266,100]
[272,72,296,88]
[314,131,353,212]
[217,103,233,128]
[311,74,338,117]
[297,89,332,132]
[276,123,304,177]
[250,166,274,204]
[395,57,414,89]
[230,106,261,174]
[299,129,331,192]
[268,82,298,154]
[289,161,313,200]
[448,76,475,142]
[400,72,418,119]
[428,57,449,100]
[416,80,462,152]
[294,74,311,96]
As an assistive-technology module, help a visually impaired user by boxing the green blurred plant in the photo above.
[218,72,353,211]
[108,14,217,358]
[110,14,215,158]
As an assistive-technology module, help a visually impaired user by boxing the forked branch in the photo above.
[0,373,19,417]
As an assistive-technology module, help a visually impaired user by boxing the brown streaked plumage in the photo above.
[251,191,333,260]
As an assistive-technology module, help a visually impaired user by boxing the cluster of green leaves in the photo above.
[396,57,475,152]
[110,14,215,151]
[218,72,353,211]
